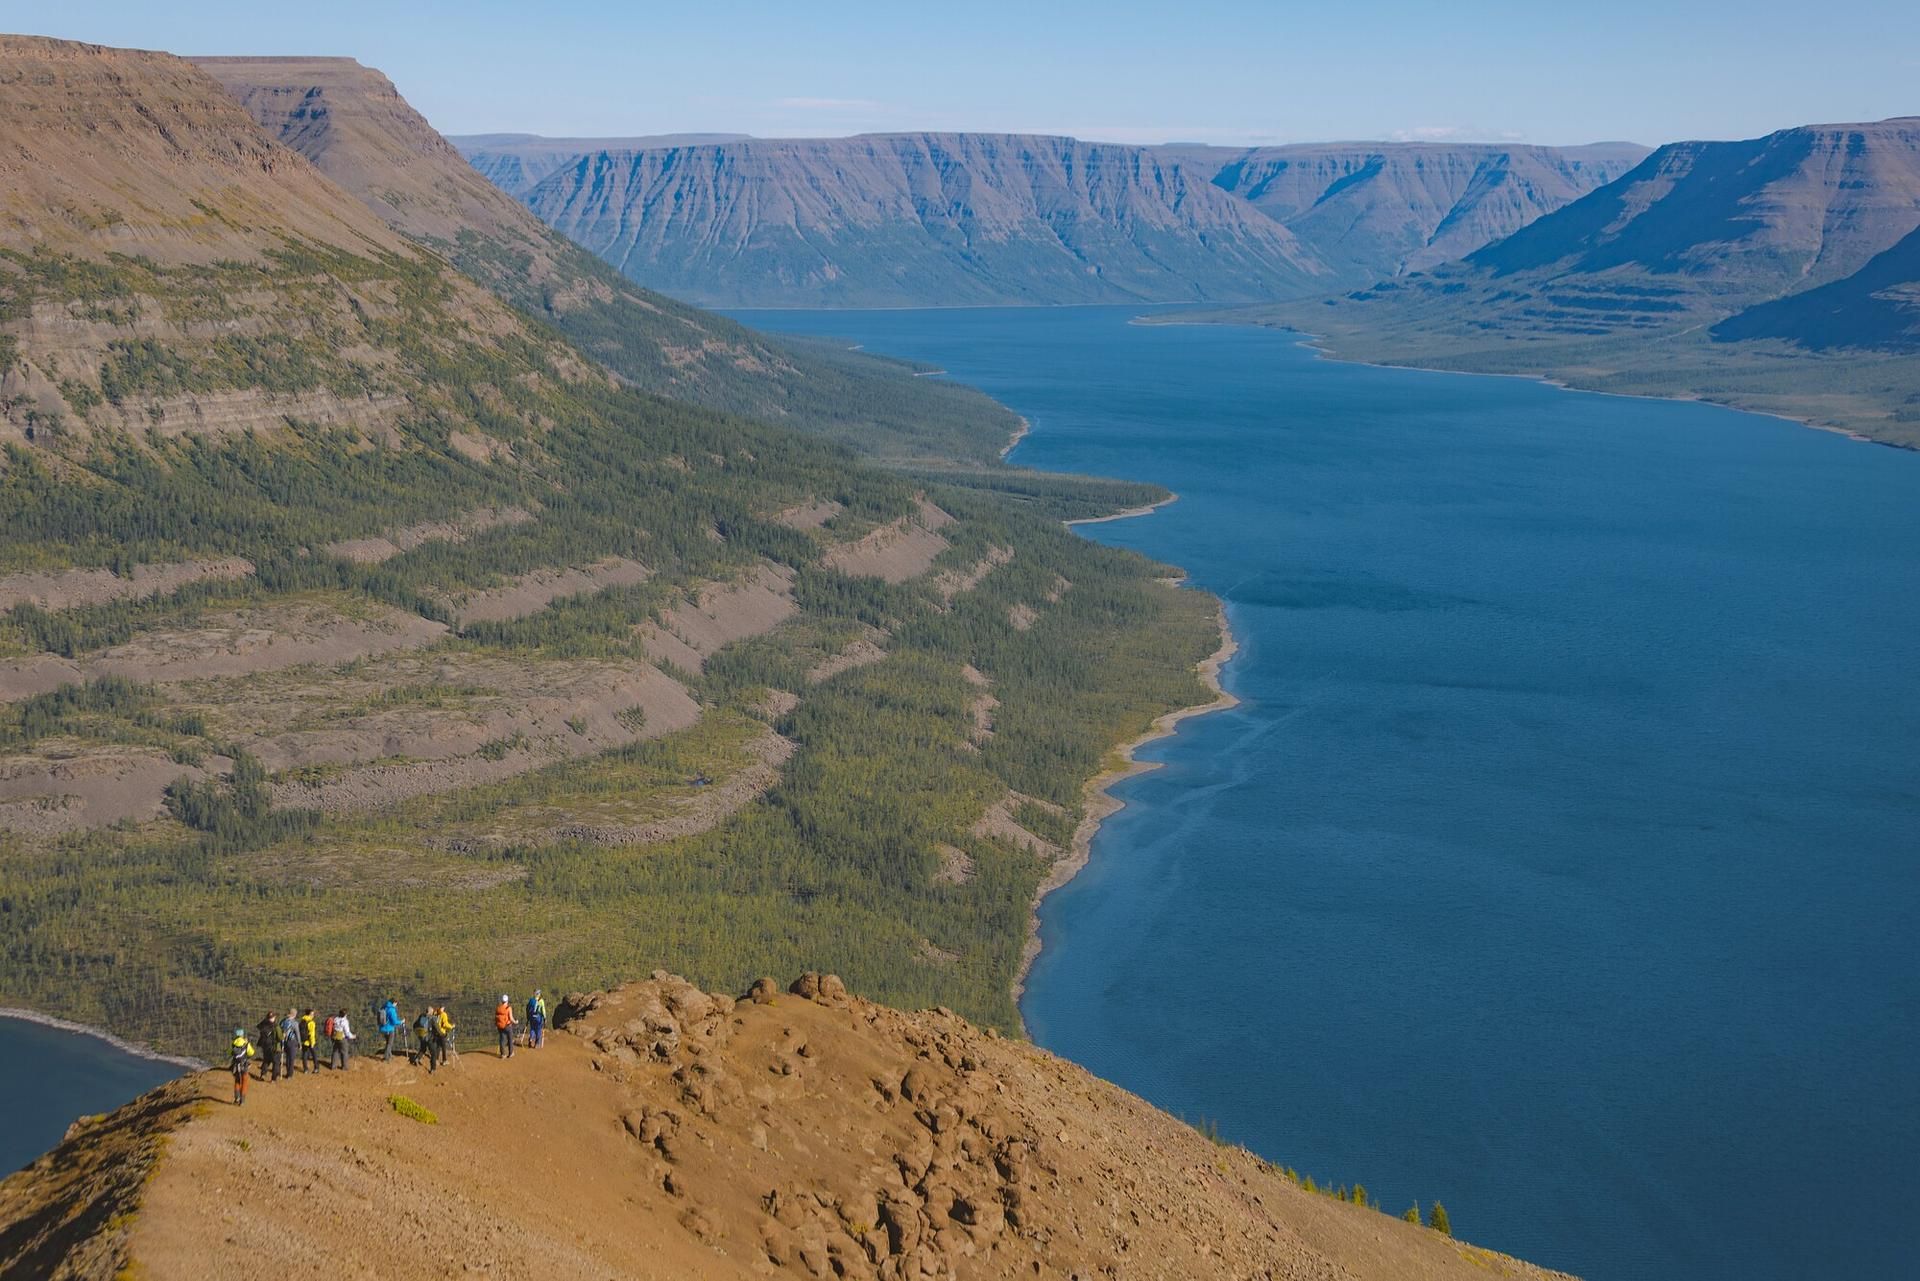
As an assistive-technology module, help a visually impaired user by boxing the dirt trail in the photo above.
[5,973,1574,1281]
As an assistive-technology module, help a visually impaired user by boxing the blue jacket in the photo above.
[378,1000,400,1034]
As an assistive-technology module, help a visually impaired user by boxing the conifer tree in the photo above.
[1427,1202,1452,1236]
[1402,1203,1421,1224]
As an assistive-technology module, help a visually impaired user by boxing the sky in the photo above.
[20,1,1920,148]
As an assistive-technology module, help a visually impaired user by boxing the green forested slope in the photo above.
[0,36,1218,1052]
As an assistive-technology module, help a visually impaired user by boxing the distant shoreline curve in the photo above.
[1064,492,1176,525]
[1000,416,1030,459]
[0,1007,204,1071]
[1137,313,1895,449]
[1013,566,1239,1013]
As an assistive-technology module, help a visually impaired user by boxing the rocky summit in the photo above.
[0,973,1571,1280]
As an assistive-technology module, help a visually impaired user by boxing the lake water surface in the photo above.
[0,1016,184,1174]
[736,306,1920,1281]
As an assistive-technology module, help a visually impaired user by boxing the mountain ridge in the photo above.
[0,971,1573,1281]
[192,57,1023,463]
[1159,139,1649,283]
[458,131,1649,307]
[487,131,1332,307]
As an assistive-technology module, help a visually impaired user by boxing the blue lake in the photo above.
[735,306,1920,1281]
[0,1017,183,1175]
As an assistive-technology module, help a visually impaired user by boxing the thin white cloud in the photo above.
[1391,124,1528,143]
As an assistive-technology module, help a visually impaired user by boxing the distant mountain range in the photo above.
[1156,141,1648,284]
[456,131,754,195]
[450,118,1920,438]
[454,133,1648,307]
[1209,118,1920,444]
[458,133,1332,307]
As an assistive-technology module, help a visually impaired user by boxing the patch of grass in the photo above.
[388,1095,438,1125]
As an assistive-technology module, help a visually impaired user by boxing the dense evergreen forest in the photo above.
[1,215,1217,1058]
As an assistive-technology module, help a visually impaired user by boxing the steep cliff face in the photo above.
[510,133,1331,307]
[1167,141,1648,283]
[0,37,596,453]
[454,131,754,195]
[0,973,1574,1281]
[193,59,1019,458]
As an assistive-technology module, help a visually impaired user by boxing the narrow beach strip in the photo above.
[0,1007,205,1070]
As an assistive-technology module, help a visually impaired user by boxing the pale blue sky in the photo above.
[23,1,1920,147]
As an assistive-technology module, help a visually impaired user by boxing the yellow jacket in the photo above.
[299,1013,317,1047]
[436,1009,454,1035]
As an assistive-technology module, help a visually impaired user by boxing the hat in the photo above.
[501,993,509,1002]
[233,1028,245,1038]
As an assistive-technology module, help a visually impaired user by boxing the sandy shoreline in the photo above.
[999,415,1030,459]
[0,1006,203,1070]
[1064,492,1177,525]
[1012,589,1238,1011]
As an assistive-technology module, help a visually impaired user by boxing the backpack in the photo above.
[230,1041,250,1071]
[324,1015,337,1039]
[495,1003,512,1030]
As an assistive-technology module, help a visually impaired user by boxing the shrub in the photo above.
[388,1095,438,1125]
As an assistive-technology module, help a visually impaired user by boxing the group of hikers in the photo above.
[225,990,550,1104]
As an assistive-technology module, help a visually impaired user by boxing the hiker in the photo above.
[329,1008,355,1070]
[298,1008,320,1074]
[494,994,518,1059]
[228,1028,256,1106]
[377,997,403,1061]
[525,989,547,1049]
[256,1011,284,1082]
[436,1004,458,1063]
[413,1007,438,1070]
[278,1009,299,1080]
